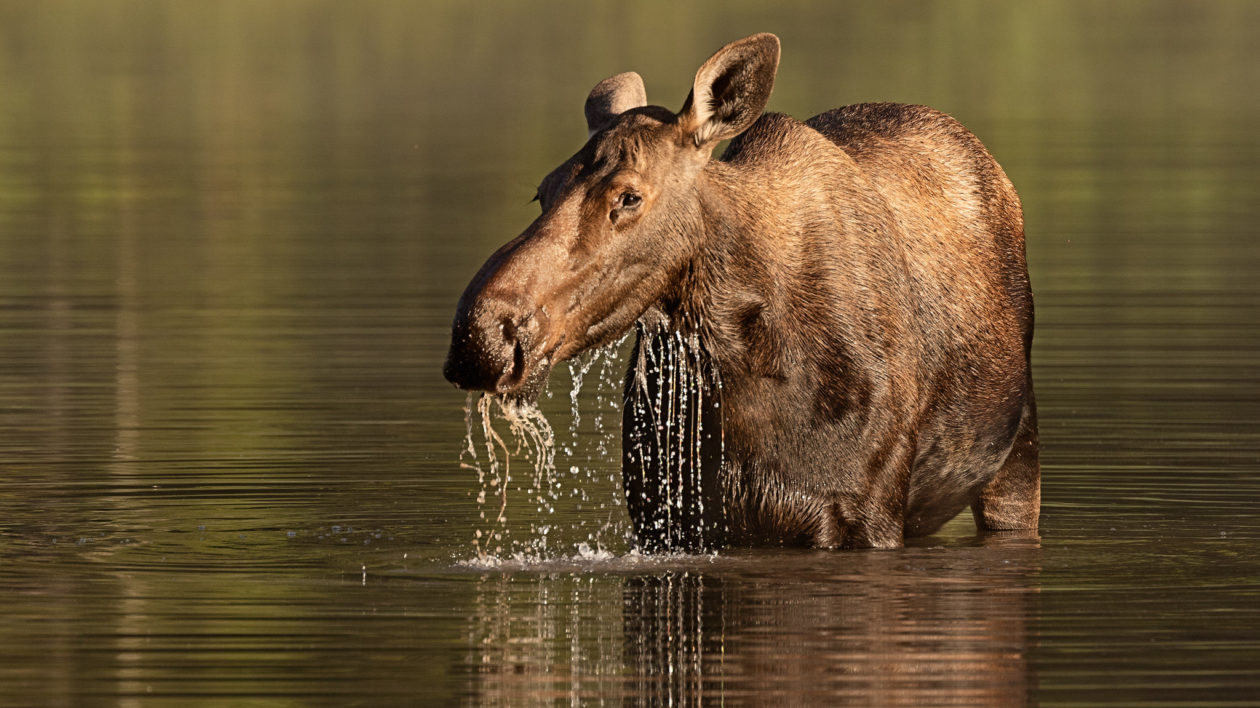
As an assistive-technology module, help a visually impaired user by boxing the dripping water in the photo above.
[624,323,724,554]
[460,324,722,563]
[461,393,557,559]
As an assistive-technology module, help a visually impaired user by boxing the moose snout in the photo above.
[443,296,541,396]
[445,216,573,399]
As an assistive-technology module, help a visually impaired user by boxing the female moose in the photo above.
[444,34,1039,552]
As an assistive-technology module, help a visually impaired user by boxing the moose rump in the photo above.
[444,33,1039,552]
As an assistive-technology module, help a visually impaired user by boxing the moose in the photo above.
[444,33,1039,551]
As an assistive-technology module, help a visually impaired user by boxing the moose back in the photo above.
[443,33,1039,551]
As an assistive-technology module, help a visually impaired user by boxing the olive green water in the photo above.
[2,1,1259,705]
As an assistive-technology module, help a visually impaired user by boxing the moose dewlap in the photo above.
[444,33,1039,552]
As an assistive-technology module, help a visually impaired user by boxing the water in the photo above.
[2,1,1259,704]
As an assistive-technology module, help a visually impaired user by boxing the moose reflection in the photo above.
[463,537,1039,705]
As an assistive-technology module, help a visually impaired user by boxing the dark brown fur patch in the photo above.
[812,338,872,425]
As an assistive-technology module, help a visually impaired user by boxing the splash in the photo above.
[460,326,722,562]
[461,393,557,559]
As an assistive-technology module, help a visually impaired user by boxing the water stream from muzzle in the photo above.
[459,326,724,563]
[461,334,629,563]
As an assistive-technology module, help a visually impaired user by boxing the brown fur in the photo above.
[444,34,1039,551]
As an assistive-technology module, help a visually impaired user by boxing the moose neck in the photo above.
[652,159,788,380]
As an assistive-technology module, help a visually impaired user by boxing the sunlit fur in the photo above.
[445,34,1039,551]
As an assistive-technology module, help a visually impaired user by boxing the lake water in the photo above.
[2,1,1259,705]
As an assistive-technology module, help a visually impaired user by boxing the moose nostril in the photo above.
[495,337,528,392]
[444,303,540,393]
[500,311,535,341]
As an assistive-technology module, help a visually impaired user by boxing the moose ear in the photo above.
[678,33,780,147]
[585,72,647,137]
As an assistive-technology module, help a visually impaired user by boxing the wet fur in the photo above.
[446,35,1039,551]
[625,105,1037,550]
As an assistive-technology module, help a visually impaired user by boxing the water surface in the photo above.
[2,1,1259,705]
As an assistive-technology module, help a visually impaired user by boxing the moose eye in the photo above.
[617,191,642,209]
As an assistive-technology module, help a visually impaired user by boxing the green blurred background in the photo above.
[2,1,1259,704]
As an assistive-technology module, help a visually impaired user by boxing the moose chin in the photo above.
[444,33,1039,553]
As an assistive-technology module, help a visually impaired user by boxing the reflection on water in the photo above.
[464,538,1039,705]
[2,0,1260,705]
[465,572,626,702]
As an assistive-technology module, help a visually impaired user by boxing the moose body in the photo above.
[444,34,1039,551]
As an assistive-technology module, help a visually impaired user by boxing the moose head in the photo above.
[443,34,780,401]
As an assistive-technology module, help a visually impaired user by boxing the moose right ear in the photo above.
[585,72,647,137]
[678,33,780,148]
